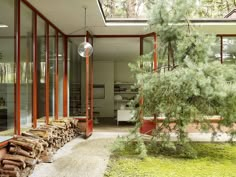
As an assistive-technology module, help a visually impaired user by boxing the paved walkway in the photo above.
[30,131,128,177]
[30,124,235,177]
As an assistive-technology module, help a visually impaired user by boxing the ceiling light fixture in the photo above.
[0,24,8,28]
[78,8,93,58]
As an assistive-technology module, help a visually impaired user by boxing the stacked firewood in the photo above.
[0,118,80,177]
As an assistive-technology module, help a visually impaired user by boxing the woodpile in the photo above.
[0,118,81,177]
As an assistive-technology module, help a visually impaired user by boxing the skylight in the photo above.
[98,0,236,21]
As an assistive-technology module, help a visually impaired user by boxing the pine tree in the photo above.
[127,0,236,157]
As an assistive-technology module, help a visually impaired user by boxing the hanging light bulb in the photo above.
[78,37,93,57]
[78,8,93,57]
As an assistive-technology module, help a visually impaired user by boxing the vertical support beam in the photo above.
[45,23,49,124]
[63,36,68,117]
[15,0,21,135]
[32,12,37,128]
[153,33,158,71]
[220,36,223,64]
[85,33,89,120]
[55,31,59,120]
[90,37,94,121]
[140,36,143,56]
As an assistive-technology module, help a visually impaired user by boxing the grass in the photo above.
[105,143,236,177]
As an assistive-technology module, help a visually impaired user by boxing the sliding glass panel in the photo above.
[58,33,64,117]
[68,37,82,116]
[49,26,56,118]
[37,16,46,126]
[0,0,15,136]
[223,37,236,65]
[143,36,154,72]
[20,2,33,130]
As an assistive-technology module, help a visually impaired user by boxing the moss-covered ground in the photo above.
[105,143,236,177]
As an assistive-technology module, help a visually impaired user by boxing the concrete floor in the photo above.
[29,127,129,177]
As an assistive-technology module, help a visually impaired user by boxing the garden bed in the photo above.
[105,143,236,177]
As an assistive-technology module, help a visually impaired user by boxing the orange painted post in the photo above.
[86,51,89,135]
[15,0,21,135]
[153,33,158,71]
[91,40,94,121]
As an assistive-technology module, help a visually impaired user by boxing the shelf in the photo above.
[114,83,133,85]
[114,100,131,102]
[114,92,138,94]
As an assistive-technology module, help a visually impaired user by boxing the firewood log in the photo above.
[13,136,43,151]
[0,169,20,177]
[2,160,26,169]
[3,154,25,164]
[9,140,35,151]
[3,164,20,171]
[9,147,35,158]
[21,132,41,139]
[28,129,52,139]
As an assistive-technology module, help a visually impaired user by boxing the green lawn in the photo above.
[105,143,236,177]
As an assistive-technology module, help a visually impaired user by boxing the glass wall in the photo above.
[20,2,33,129]
[0,0,67,136]
[49,26,56,117]
[223,37,236,64]
[37,16,46,125]
[58,34,64,117]
[0,0,15,135]
[68,38,82,116]
[143,36,154,71]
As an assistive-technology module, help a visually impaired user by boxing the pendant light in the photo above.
[78,8,93,57]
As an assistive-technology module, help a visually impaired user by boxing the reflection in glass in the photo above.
[223,37,236,65]
[49,26,56,117]
[0,0,15,135]
[37,16,46,125]
[20,2,33,128]
[58,34,64,117]
[69,38,83,116]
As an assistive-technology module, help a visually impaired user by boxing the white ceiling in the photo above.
[27,0,147,35]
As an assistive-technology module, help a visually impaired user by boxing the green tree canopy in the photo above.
[127,0,236,158]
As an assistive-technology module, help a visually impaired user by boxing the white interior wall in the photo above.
[93,61,114,118]
[114,61,135,83]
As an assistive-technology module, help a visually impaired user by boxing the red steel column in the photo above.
[32,12,37,128]
[86,34,89,120]
[153,33,158,71]
[91,38,94,120]
[15,0,21,135]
